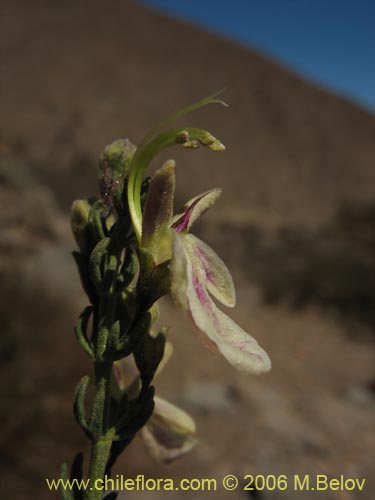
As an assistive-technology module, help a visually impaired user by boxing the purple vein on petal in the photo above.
[171,189,221,233]
[172,197,202,233]
[186,250,271,374]
[186,234,236,307]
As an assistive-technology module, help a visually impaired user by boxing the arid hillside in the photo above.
[1,0,374,223]
[0,1,374,500]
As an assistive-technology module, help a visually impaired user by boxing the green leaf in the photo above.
[75,307,94,359]
[72,251,98,304]
[69,452,84,500]
[59,462,74,500]
[116,246,138,293]
[88,199,107,242]
[134,329,167,386]
[106,311,151,361]
[73,376,93,441]
[108,205,132,250]
[114,386,155,438]
[101,253,118,293]
[88,237,110,294]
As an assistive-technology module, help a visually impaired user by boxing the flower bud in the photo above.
[141,396,197,464]
[99,138,137,215]
[71,199,91,255]
[100,138,136,176]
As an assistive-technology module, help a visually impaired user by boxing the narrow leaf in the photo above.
[88,237,110,294]
[73,376,93,440]
[75,307,94,358]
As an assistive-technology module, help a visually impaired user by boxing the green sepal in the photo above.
[134,328,167,386]
[72,251,98,304]
[137,248,171,310]
[73,376,93,441]
[75,307,94,359]
[88,237,110,294]
[146,259,171,304]
[137,246,154,280]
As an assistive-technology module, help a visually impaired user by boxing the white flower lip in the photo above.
[172,231,271,375]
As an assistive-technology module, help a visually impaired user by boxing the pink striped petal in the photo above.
[171,189,221,233]
[185,234,236,307]
[178,235,271,375]
[170,231,189,308]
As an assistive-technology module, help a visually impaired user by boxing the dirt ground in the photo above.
[0,1,374,499]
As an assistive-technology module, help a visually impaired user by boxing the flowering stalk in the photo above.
[64,94,270,500]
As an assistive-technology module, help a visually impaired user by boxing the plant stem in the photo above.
[84,362,114,500]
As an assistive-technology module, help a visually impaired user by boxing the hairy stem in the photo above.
[84,281,118,499]
[84,362,114,500]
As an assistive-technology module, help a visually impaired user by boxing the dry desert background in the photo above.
[0,1,374,499]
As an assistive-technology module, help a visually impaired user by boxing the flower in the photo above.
[114,342,197,464]
[141,396,197,464]
[141,162,271,375]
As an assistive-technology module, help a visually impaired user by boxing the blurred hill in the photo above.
[1,0,374,223]
[0,1,374,500]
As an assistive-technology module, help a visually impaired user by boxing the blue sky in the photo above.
[138,0,375,111]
